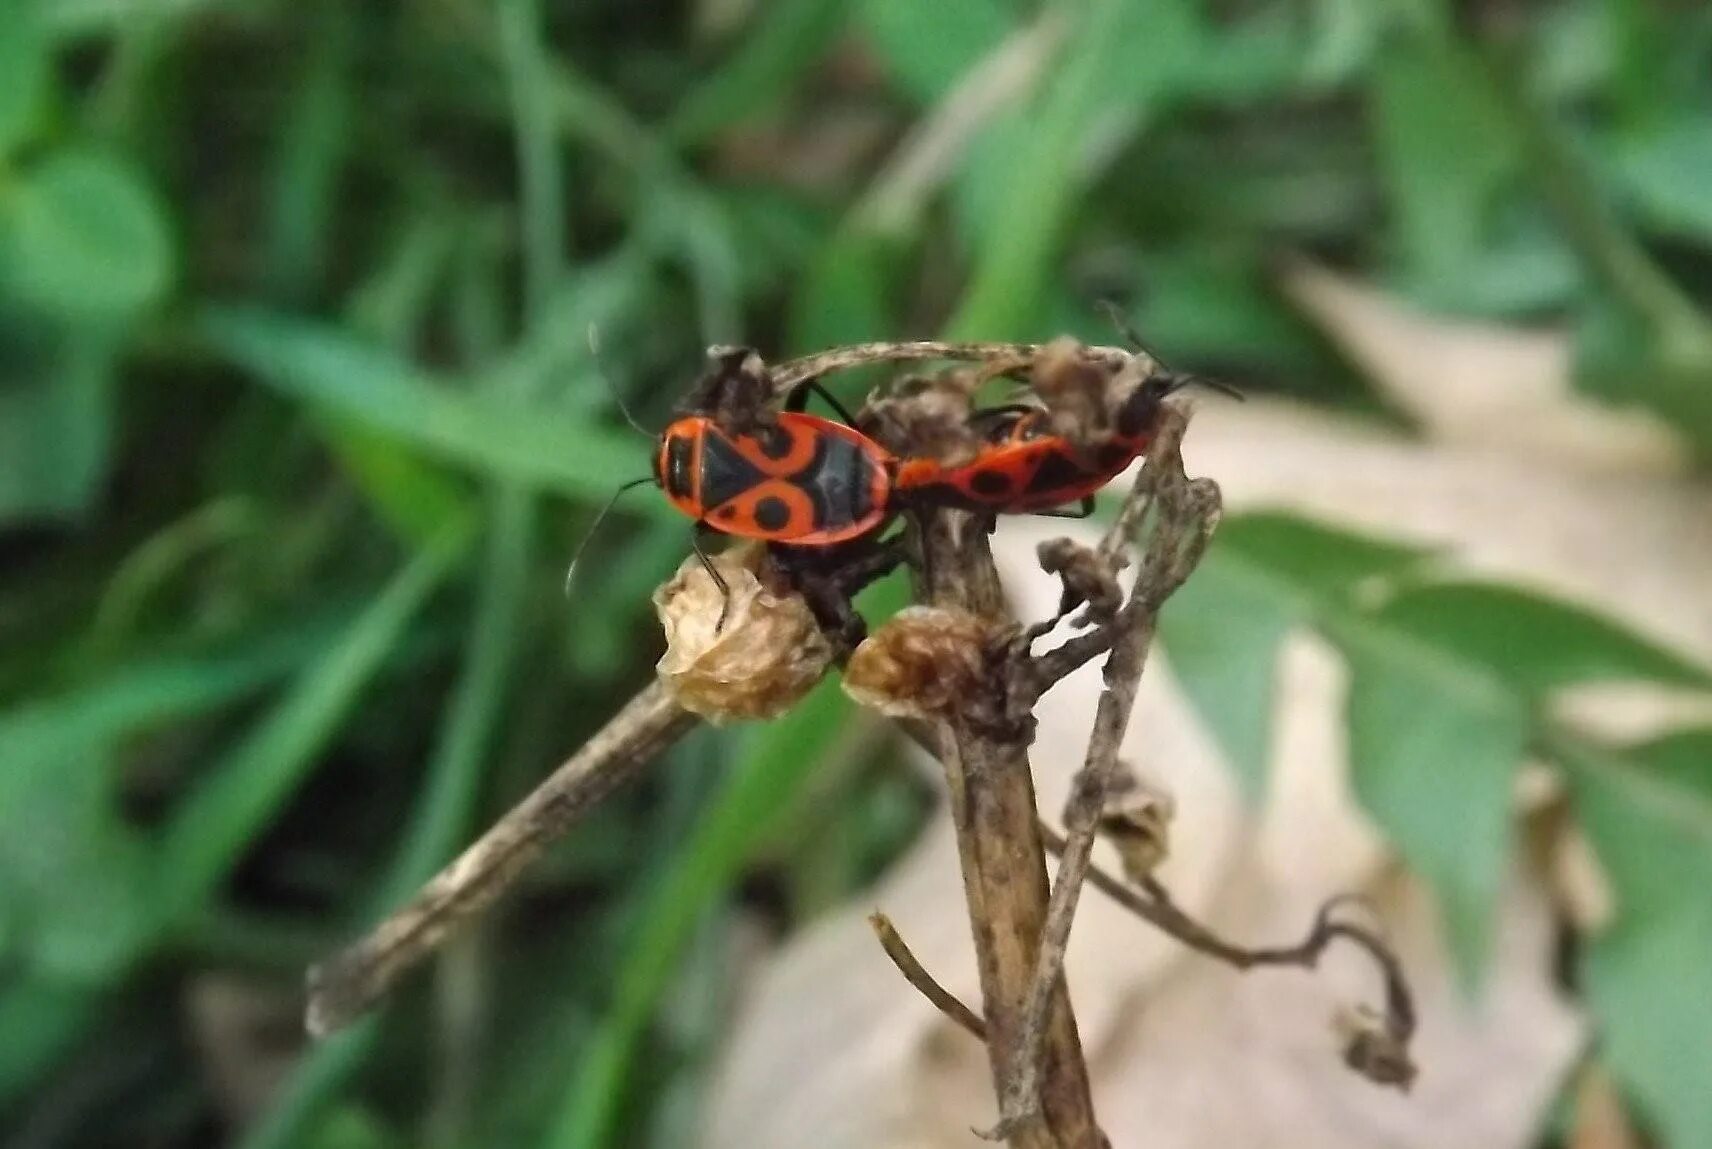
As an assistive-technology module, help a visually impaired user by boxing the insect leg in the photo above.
[786,378,860,426]
[1031,496,1097,520]
[691,527,733,632]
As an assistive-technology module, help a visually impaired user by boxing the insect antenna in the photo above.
[1096,298,1166,363]
[587,323,655,439]
[1096,300,1243,401]
[1166,373,1246,402]
[563,476,657,597]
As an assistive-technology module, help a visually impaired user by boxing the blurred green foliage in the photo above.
[1,0,1710,1147]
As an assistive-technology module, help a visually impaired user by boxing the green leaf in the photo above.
[1563,731,1712,1149]
[1213,512,1435,599]
[1299,0,1388,90]
[0,614,345,762]
[318,419,476,549]
[0,614,359,980]
[1369,39,1516,282]
[1333,617,1529,988]
[0,334,114,525]
[156,522,471,926]
[0,740,154,981]
[1158,551,1293,794]
[666,0,848,145]
[1,147,174,320]
[855,0,1009,103]
[0,0,48,157]
[265,1,354,300]
[948,0,1198,337]
[1374,582,1712,697]
[0,977,99,1110]
[198,307,666,508]
[1157,512,1431,794]
[1183,7,1304,102]
[1620,727,1712,801]
[788,225,898,356]
[1614,113,1712,244]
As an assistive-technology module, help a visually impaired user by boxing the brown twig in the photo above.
[1041,825,1418,1089]
[909,491,1102,1148]
[305,683,695,1036]
[768,340,1133,395]
[869,912,988,1041]
[988,408,1222,1136]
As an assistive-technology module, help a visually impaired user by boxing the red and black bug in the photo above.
[569,343,900,628]
[892,371,1186,517]
[653,409,894,545]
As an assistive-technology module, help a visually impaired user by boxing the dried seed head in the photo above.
[1095,772,1176,882]
[864,373,982,464]
[1333,1006,1418,1091]
[1036,537,1125,619]
[843,606,992,720]
[1032,337,1115,446]
[653,545,833,723]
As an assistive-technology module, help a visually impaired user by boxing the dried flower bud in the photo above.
[843,606,992,719]
[865,374,981,464]
[1032,337,1114,445]
[1036,538,1125,619]
[1095,773,1176,882]
[653,546,833,723]
[1333,1005,1418,1091]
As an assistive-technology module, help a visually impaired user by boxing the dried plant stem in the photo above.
[306,683,694,1036]
[1046,826,1417,1087]
[915,510,1102,1149]
[869,912,988,1041]
[768,341,1131,394]
[995,411,1220,1135]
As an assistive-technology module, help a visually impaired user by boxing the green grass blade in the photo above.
[156,521,472,927]
[666,0,848,145]
[197,307,666,508]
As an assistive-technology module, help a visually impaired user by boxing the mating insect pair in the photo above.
[578,340,1232,624]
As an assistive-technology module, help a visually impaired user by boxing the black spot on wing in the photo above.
[970,469,1013,498]
[753,496,791,532]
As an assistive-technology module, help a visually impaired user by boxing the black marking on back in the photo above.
[1096,442,1131,470]
[700,430,766,509]
[1024,447,1091,498]
[665,436,696,499]
[804,433,875,530]
[971,469,1013,498]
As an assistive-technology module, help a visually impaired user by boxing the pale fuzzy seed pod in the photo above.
[842,606,992,720]
[652,546,833,724]
[1096,775,1177,883]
